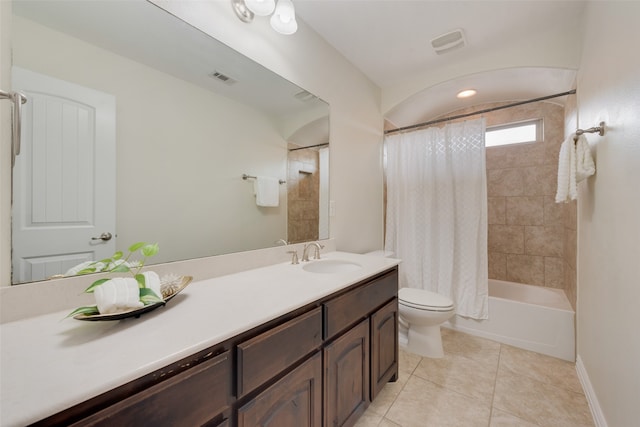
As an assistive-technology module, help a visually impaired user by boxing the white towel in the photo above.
[254,176,280,207]
[555,134,577,203]
[94,277,143,314]
[575,134,596,182]
[555,134,597,203]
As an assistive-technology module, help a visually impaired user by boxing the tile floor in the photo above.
[356,328,594,427]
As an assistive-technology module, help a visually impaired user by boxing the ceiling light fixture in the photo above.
[246,0,276,16]
[231,0,298,35]
[457,89,477,99]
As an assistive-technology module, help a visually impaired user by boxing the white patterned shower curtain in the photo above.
[384,118,488,319]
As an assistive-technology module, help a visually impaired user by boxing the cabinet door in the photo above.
[370,298,399,400]
[324,319,370,427]
[237,353,322,427]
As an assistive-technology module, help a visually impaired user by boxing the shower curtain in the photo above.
[384,118,488,319]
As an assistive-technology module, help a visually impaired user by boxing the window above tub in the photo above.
[485,119,542,147]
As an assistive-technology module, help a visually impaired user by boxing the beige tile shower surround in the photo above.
[385,100,577,309]
[355,329,593,427]
[287,148,320,244]
[484,102,574,295]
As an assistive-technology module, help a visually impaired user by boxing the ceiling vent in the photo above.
[430,29,466,55]
[294,90,318,102]
[209,71,237,85]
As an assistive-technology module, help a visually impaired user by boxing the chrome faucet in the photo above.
[302,242,324,262]
[287,250,299,265]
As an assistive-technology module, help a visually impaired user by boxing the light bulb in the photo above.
[270,0,298,35]
[245,0,276,16]
[457,89,477,99]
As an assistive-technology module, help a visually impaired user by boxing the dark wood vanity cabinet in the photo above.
[237,352,323,427]
[68,350,232,427]
[324,319,371,427]
[370,298,399,400]
[39,267,398,427]
[236,307,323,398]
[323,269,399,427]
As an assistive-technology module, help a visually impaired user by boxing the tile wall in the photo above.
[287,148,320,244]
[483,101,567,289]
[469,101,577,307]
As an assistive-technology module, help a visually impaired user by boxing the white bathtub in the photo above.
[445,279,575,361]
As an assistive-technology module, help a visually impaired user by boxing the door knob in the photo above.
[91,232,113,241]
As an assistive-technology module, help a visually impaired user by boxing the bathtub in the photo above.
[445,279,575,361]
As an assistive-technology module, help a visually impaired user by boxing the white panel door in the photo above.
[11,67,116,283]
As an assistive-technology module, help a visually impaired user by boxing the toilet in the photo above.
[364,250,455,358]
[398,287,455,358]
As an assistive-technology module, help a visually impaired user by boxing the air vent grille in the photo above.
[294,90,318,102]
[209,71,237,85]
[430,29,466,55]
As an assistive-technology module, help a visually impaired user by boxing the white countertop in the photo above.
[0,251,399,426]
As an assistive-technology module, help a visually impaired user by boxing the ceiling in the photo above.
[12,0,328,122]
[295,0,587,128]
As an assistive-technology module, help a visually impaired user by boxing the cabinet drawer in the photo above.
[324,268,398,340]
[72,350,232,426]
[237,307,322,397]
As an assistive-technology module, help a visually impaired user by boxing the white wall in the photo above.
[381,18,584,115]
[575,2,640,425]
[12,16,289,265]
[151,0,384,254]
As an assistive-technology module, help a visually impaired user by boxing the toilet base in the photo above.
[407,324,445,358]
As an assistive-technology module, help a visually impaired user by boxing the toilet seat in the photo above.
[399,288,454,312]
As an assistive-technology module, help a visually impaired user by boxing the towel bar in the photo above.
[242,174,286,185]
[574,121,605,142]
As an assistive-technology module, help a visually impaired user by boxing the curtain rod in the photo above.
[384,89,577,136]
[288,142,329,152]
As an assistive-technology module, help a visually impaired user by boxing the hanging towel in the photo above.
[254,176,280,207]
[575,134,596,182]
[555,134,578,203]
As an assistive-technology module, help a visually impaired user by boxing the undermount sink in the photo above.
[302,259,363,274]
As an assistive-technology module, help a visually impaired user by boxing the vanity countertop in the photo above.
[0,251,399,427]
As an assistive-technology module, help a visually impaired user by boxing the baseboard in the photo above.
[576,355,608,427]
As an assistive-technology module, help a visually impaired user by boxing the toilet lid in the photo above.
[398,287,454,311]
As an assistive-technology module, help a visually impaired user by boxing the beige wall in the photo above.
[575,2,640,425]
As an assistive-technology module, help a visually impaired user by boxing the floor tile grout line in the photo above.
[374,351,418,427]
[486,343,503,426]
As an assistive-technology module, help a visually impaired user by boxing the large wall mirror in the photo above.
[9,0,329,285]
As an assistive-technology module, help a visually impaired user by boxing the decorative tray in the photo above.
[73,275,192,321]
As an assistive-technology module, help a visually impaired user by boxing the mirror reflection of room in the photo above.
[9,0,329,284]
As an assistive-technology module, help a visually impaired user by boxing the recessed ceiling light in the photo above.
[457,89,477,99]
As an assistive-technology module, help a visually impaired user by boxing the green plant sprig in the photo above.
[65,242,160,318]
[79,242,159,293]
